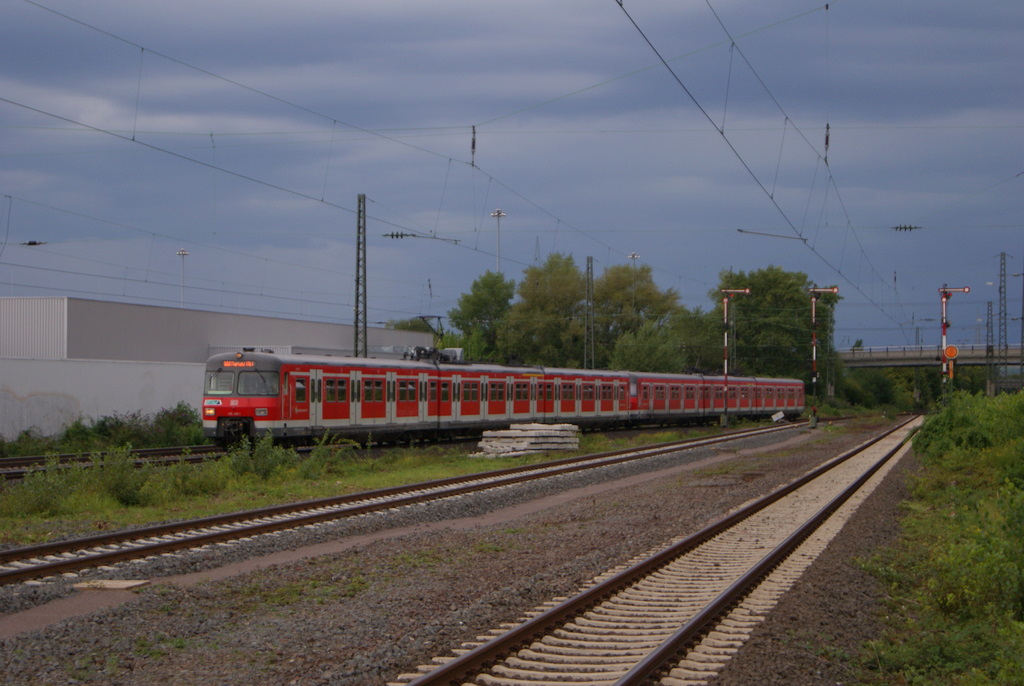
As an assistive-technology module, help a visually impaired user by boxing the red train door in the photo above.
[285,369,325,429]
[285,372,309,421]
[357,373,387,421]
[428,377,452,421]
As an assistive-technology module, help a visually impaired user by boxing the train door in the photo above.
[538,380,555,418]
[459,377,481,421]
[427,375,452,423]
[393,372,419,423]
[285,371,310,422]
[356,372,388,424]
[486,377,509,419]
[559,378,577,416]
[580,382,596,416]
[320,371,351,430]
[285,369,325,429]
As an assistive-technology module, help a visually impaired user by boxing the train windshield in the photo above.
[205,370,234,395]
[238,371,279,396]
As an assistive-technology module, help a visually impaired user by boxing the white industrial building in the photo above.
[0,297,432,440]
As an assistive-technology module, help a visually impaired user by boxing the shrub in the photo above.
[0,458,78,516]
[228,435,297,480]
[97,447,152,507]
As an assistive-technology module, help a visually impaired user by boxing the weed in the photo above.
[858,392,1024,683]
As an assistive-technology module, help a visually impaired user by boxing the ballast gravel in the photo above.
[0,420,910,685]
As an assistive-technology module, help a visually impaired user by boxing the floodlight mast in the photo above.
[720,288,750,426]
[939,285,970,398]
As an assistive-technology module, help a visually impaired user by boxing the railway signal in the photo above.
[808,286,839,426]
[720,288,750,426]
[939,285,970,398]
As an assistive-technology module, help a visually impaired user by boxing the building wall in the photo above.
[0,297,434,439]
[0,297,68,360]
[0,359,201,439]
[64,299,430,363]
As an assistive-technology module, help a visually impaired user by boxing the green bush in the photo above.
[0,458,79,516]
[862,392,1024,683]
[228,435,298,480]
[1,404,208,457]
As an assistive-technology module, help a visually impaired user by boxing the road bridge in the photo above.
[839,344,1023,368]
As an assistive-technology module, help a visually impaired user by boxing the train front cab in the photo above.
[203,352,285,445]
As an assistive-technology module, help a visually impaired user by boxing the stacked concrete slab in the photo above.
[475,423,580,457]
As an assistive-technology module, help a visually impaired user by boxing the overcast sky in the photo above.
[1,0,1021,351]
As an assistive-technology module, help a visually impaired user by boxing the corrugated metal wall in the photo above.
[0,297,67,360]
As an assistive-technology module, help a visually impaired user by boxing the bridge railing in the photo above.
[838,343,1020,367]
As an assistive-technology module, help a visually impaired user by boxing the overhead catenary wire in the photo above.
[613,0,906,340]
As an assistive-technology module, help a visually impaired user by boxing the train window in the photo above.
[641,386,649,402]
[364,379,384,402]
[685,386,695,400]
[238,371,279,396]
[439,381,450,402]
[600,385,613,401]
[544,383,554,401]
[397,379,417,402]
[740,388,749,400]
[561,384,575,401]
[462,381,480,402]
[654,386,666,400]
[293,378,307,403]
[205,371,234,395]
[582,384,594,401]
[514,382,529,401]
[324,378,346,403]
[715,388,724,400]
[670,386,682,401]
[489,381,506,401]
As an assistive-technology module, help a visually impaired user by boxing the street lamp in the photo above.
[720,288,750,426]
[176,249,189,308]
[490,209,506,274]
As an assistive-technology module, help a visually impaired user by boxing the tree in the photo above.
[387,317,437,335]
[499,254,585,366]
[593,263,680,368]
[712,266,840,381]
[609,306,719,373]
[446,271,515,362]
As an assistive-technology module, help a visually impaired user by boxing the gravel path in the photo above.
[1,420,908,685]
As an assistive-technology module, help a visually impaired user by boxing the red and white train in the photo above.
[202,349,805,445]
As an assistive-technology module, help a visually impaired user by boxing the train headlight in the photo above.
[255,408,268,416]
[203,407,216,417]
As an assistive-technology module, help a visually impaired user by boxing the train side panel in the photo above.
[203,351,805,446]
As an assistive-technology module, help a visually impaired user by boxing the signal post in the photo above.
[939,285,970,401]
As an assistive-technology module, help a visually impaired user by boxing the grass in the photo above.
[855,392,1024,684]
[0,426,732,546]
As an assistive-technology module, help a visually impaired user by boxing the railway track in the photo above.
[388,416,919,686]
[0,445,224,481]
[0,422,805,587]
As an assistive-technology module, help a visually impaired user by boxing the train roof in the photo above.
[205,351,802,386]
